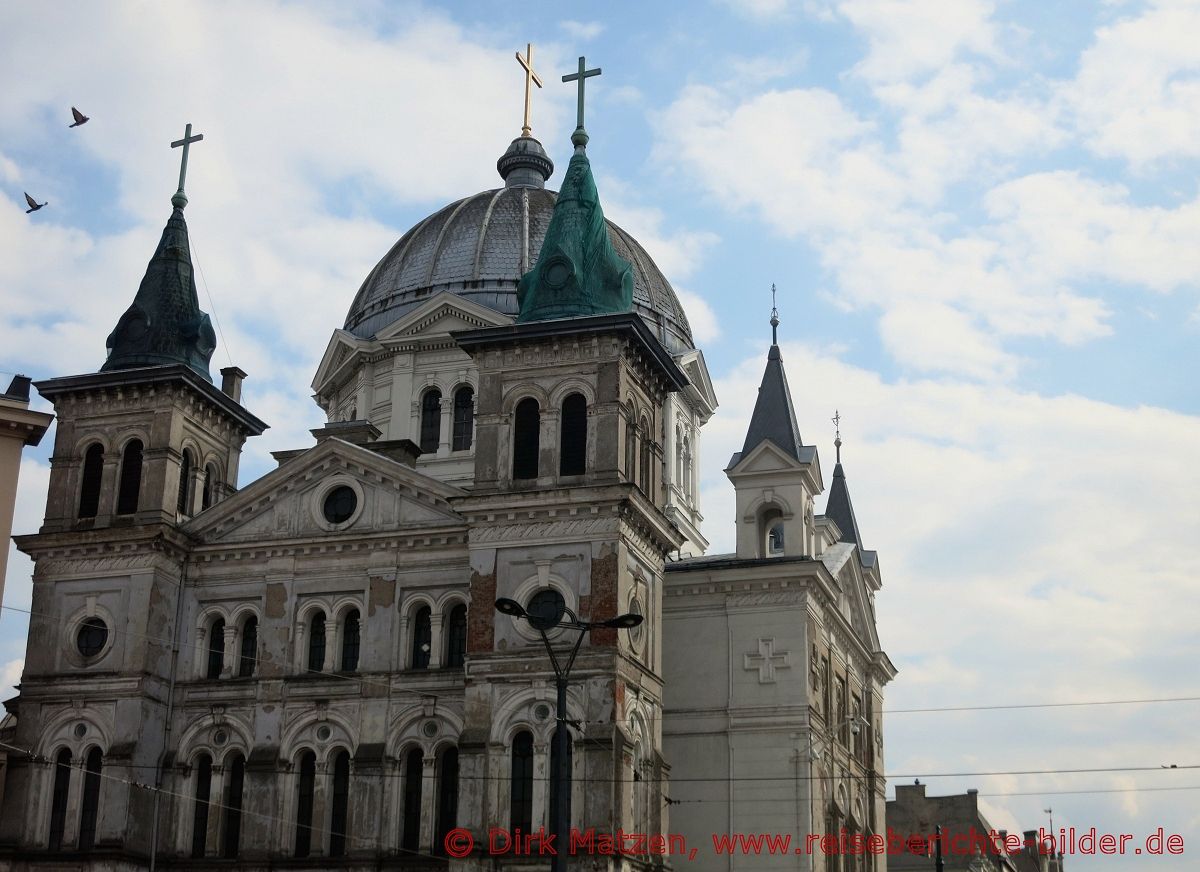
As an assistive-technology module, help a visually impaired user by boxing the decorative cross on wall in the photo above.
[744,637,791,684]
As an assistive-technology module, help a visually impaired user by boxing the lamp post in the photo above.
[496,592,643,872]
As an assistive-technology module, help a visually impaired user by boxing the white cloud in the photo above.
[673,288,721,345]
[0,658,23,698]
[560,20,605,41]
[1067,0,1200,166]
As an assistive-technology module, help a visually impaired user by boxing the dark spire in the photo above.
[740,341,803,462]
[101,207,217,382]
[825,457,862,547]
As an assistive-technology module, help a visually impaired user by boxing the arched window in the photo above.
[510,730,534,834]
[202,463,218,510]
[411,607,431,669]
[47,748,72,851]
[177,448,194,515]
[401,748,423,854]
[206,618,225,680]
[760,508,784,558]
[419,389,442,454]
[559,393,587,476]
[78,747,103,850]
[78,443,104,519]
[452,386,474,451]
[341,609,360,672]
[512,398,540,480]
[625,412,637,485]
[116,439,143,515]
[191,753,213,857]
[682,434,693,497]
[307,612,326,673]
[329,750,351,857]
[294,750,316,857]
[238,616,257,678]
[435,747,459,854]
[444,604,467,669]
[768,523,785,555]
[548,725,573,839]
[223,753,245,858]
[638,417,652,497]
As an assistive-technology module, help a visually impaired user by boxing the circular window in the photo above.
[76,618,109,658]
[316,725,332,742]
[527,589,566,631]
[542,255,574,290]
[628,598,645,647]
[213,729,228,746]
[73,723,88,739]
[422,721,439,738]
[322,486,358,524]
[533,703,551,723]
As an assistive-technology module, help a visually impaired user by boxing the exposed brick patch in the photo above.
[367,576,395,617]
[468,568,497,653]
[264,582,287,619]
[588,549,618,647]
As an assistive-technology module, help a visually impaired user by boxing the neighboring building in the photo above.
[887,783,1064,872]
[0,374,53,606]
[0,103,889,872]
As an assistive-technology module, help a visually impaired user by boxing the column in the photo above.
[204,764,225,855]
[531,740,549,834]
[310,759,329,857]
[428,610,443,669]
[221,623,238,679]
[419,754,437,853]
[322,619,336,674]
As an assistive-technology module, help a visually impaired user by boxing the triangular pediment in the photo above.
[822,541,881,651]
[374,291,511,341]
[677,348,719,420]
[312,328,375,394]
[184,437,465,545]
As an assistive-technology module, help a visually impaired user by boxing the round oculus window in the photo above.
[542,256,574,290]
[322,486,357,524]
[76,618,108,658]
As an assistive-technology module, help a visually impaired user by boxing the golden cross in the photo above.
[515,43,543,137]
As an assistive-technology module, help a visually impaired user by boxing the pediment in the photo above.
[374,291,511,341]
[823,542,881,652]
[184,437,465,545]
[312,329,375,394]
[727,439,809,475]
[676,348,718,419]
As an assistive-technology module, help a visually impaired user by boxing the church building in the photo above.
[0,53,893,872]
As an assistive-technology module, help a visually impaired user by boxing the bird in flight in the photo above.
[24,193,47,213]
[69,107,89,128]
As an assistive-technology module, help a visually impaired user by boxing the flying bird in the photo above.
[69,107,89,128]
[24,192,46,213]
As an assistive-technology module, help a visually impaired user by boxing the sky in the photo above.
[1,0,1198,867]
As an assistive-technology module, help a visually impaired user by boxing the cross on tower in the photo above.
[832,410,842,463]
[562,56,601,144]
[516,44,544,138]
[770,282,780,345]
[170,123,204,209]
[743,637,791,684]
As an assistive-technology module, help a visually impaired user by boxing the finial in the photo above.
[770,282,780,345]
[516,44,543,138]
[170,123,204,210]
[562,56,601,150]
[832,409,842,463]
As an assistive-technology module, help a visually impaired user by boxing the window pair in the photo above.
[509,728,572,835]
[306,609,362,673]
[204,616,259,680]
[410,604,467,669]
[294,749,352,857]
[47,747,103,852]
[77,440,142,518]
[512,393,587,480]
[190,752,245,858]
[400,746,459,854]
[420,386,474,454]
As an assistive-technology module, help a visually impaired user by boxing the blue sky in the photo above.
[2,1,1199,867]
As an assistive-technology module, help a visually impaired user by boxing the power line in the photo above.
[883,696,1200,714]
[187,229,234,367]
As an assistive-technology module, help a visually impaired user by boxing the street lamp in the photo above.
[495,591,643,872]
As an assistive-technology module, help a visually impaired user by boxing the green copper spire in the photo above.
[516,59,632,322]
[102,130,216,380]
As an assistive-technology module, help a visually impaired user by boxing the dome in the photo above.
[344,140,695,353]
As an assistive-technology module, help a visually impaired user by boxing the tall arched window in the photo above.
[202,463,218,510]
[206,618,225,680]
[512,398,540,480]
[223,753,245,858]
[307,612,326,673]
[340,609,360,672]
[238,616,257,678]
[329,750,351,857]
[682,435,693,498]
[191,753,213,857]
[401,748,423,853]
[452,386,474,451]
[177,448,194,516]
[116,439,143,515]
[294,750,316,857]
[78,443,104,519]
[78,747,103,850]
[435,747,459,854]
[559,393,587,476]
[419,389,442,454]
[510,731,534,834]
[638,418,652,497]
[47,748,72,851]
[548,725,573,839]
[444,604,467,668]
[625,412,637,485]
[411,607,431,669]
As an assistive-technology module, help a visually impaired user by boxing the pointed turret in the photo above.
[101,205,217,381]
[825,460,862,547]
[740,343,804,461]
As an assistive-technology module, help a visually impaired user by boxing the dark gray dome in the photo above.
[344,185,695,353]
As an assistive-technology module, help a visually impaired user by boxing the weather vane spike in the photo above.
[516,44,543,138]
[832,410,842,463]
[562,56,601,148]
[770,283,780,345]
[170,122,204,210]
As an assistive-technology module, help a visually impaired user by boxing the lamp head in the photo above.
[603,612,645,630]
[495,597,527,618]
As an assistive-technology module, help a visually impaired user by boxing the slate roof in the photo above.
[739,344,804,462]
[824,461,862,547]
